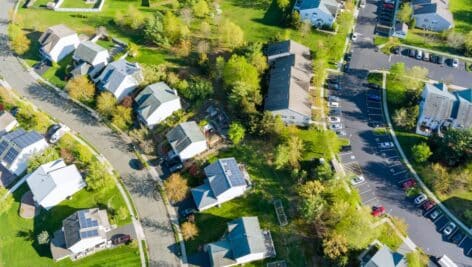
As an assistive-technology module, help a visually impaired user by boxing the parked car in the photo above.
[328,116,341,123]
[360,0,366,8]
[336,130,347,136]
[409,49,416,58]
[330,123,343,130]
[423,52,430,61]
[383,3,394,9]
[379,142,394,149]
[437,56,445,65]
[46,123,69,144]
[112,234,131,245]
[443,222,456,236]
[371,205,386,217]
[345,52,352,61]
[414,193,427,205]
[430,54,438,63]
[351,32,358,41]
[368,83,381,90]
[451,58,459,68]
[341,145,352,152]
[329,109,342,116]
[422,200,436,211]
[392,46,400,54]
[351,175,365,185]
[367,94,381,101]
[179,208,197,218]
[328,95,339,102]
[452,232,464,244]
[168,162,184,173]
[429,210,441,220]
[402,179,416,190]
[329,101,339,108]
[416,50,423,60]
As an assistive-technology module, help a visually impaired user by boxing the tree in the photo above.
[180,78,213,102]
[8,24,30,55]
[290,12,302,30]
[433,128,472,166]
[287,136,303,169]
[114,5,146,30]
[229,81,262,114]
[163,11,189,44]
[393,108,409,128]
[243,42,268,74]
[73,143,94,166]
[446,31,465,49]
[127,42,139,57]
[181,221,199,240]
[276,0,290,10]
[412,143,432,163]
[37,231,50,245]
[180,8,193,25]
[314,162,334,180]
[274,144,290,169]
[65,76,95,102]
[322,233,348,262]
[228,122,245,144]
[145,11,166,46]
[143,63,167,85]
[86,161,115,191]
[112,106,133,130]
[223,55,260,92]
[397,3,413,23]
[163,173,188,203]
[192,0,210,18]
[115,206,128,222]
[218,19,245,49]
[431,163,450,195]
[0,187,13,215]
[465,31,472,56]
[28,147,60,173]
[300,19,312,36]
[96,92,116,118]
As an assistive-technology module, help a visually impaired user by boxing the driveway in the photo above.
[0,2,180,266]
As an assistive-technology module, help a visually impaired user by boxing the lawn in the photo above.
[184,141,314,266]
[0,185,138,267]
[450,0,472,33]
[59,0,98,9]
[298,128,349,160]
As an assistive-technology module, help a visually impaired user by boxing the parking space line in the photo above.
[363,197,377,205]
[397,177,410,184]
[466,247,472,256]
[433,214,444,223]
[359,188,373,195]
[393,170,407,176]
[458,235,467,247]
[438,222,449,232]
[388,161,402,167]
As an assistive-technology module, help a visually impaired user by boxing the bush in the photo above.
[27,147,60,173]
[65,76,95,102]
[96,92,116,118]
[37,231,50,245]
[112,106,133,130]
[181,221,199,240]
[8,24,30,55]
[86,161,114,191]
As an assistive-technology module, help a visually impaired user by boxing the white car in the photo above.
[47,123,70,144]
[351,175,365,185]
[329,101,339,108]
[414,193,427,205]
[379,142,394,149]
[351,32,358,41]
[360,0,366,8]
[328,116,341,123]
[443,222,456,236]
[330,123,343,130]
[452,58,459,68]
[336,130,347,136]
[430,210,440,220]
[328,95,339,102]
[416,50,423,60]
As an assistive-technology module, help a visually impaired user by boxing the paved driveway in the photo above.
[0,2,180,266]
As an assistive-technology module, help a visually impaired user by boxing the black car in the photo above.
[392,46,400,54]
[344,53,352,61]
[46,124,61,140]
[341,145,352,152]
[437,56,445,65]
[409,49,416,58]
[368,83,381,90]
[179,208,197,218]
[430,54,438,63]
[168,162,183,173]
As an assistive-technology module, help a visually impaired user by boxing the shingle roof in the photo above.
[63,208,109,249]
[207,240,237,267]
[73,41,107,64]
[365,246,406,267]
[455,88,472,102]
[166,121,205,154]
[266,40,311,60]
[97,59,143,95]
[191,182,218,210]
[135,82,180,121]
[39,24,77,54]
[205,158,246,197]
[0,111,17,132]
[227,217,267,259]
[413,0,453,24]
[424,83,456,101]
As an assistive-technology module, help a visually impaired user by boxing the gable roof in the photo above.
[135,82,180,121]
[166,121,205,154]
[412,0,453,23]
[295,0,339,16]
[191,182,218,210]
[227,217,267,259]
[97,59,143,94]
[26,159,83,204]
[204,158,246,197]
[39,24,77,54]
[63,208,109,249]
[0,129,46,167]
[266,40,311,60]
[454,88,472,102]
[73,41,107,64]
[364,246,406,267]
[0,111,17,132]
[424,83,456,101]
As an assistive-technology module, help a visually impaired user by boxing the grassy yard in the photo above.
[59,0,98,9]
[377,223,403,251]
[0,185,138,267]
[450,0,472,33]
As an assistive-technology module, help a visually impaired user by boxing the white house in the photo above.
[191,158,250,211]
[38,24,80,63]
[135,82,182,128]
[166,121,208,161]
[95,59,143,101]
[62,208,111,254]
[294,0,340,27]
[0,111,18,133]
[205,217,276,267]
[0,129,49,176]
[26,159,85,210]
[412,0,453,32]
[71,41,110,78]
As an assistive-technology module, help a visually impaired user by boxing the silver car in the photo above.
[443,222,456,236]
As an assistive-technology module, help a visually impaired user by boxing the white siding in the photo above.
[144,99,182,128]
[68,236,106,254]
[48,34,80,62]
[215,185,247,204]
[235,252,266,265]
[112,76,139,101]
[179,141,208,161]
[8,140,49,175]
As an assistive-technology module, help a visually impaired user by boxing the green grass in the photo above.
[184,141,314,266]
[59,0,98,8]
[0,185,138,267]
[378,223,403,251]
[42,55,73,88]
[298,128,348,160]
[394,131,427,160]
[367,72,383,87]
[450,0,472,33]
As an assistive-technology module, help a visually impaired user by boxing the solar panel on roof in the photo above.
[222,159,246,186]
[0,141,9,154]
[3,147,19,165]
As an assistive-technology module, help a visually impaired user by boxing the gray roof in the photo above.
[0,129,45,166]
[205,158,246,196]
[63,208,109,249]
[97,59,143,94]
[364,246,406,267]
[424,83,456,101]
[266,40,311,60]
[71,62,92,77]
[39,24,76,54]
[0,111,17,132]
[207,240,237,267]
[166,121,205,154]
[73,41,107,64]
[413,0,453,23]
[191,182,218,210]
[135,82,180,121]
[295,0,339,16]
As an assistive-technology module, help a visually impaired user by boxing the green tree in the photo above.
[276,0,290,10]
[433,128,472,166]
[243,42,268,74]
[218,19,245,49]
[397,3,413,23]
[73,143,94,166]
[145,11,166,46]
[112,106,133,130]
[431,163,450,196]
[115,206,128,222]
[127,42,139,58]
[180,78,213,102]
[228,122,245,144]
[163,11,189,44]
[314,162,334,180]
[229,81,262,114]
[27,147,60,173]
[37,231,50,245]
[322,233,349,264]
[274,143,290,169]
[8,24,30,55]
[65,76,95,102]
[290,11,302,30]
[223,55,260,90]
[86,161,114,191]
[465,31,472,56]
[287,136,303,169]
[0,187,13,215]
[411,143,432,163]
[192,0,210,18]
[96,92,117,118]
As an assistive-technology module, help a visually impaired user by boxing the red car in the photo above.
[384,3,394,9]
[422,200,436,211]
[402,179,416,190]
[371,205,386,217]
[112,234,131,245]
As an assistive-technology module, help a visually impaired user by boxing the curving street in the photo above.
[0,0,180,266]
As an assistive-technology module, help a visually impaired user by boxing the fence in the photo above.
[54,0,105,12]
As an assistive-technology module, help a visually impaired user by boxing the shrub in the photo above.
[96,92,116,118]
[65,76,95,102]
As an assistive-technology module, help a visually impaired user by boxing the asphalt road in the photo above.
[0,1,180,266]
[333,0,472,265]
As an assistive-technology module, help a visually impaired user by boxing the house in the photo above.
[264,40,312,126]
[360,243,406,267]
[417,83,472,135]
[26,159,85,210]
[191,158,250,211]
[71,41,109,78]
[205,216,276,267]
[0,111,18,133]
[0,129,49,176]
[135,82,182,128]
[62,208,111,254]
[166,121,208,161]
[392,21,408,39]
[38,24,80,63]
[95,59,143,101]
[293,0,340,27]
[412,0,453,32]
